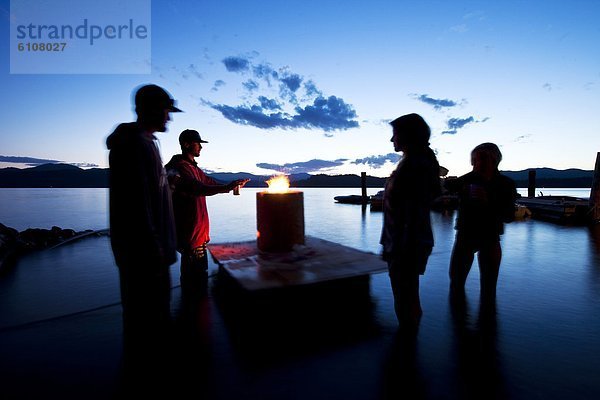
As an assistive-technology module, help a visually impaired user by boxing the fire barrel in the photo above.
[256,191,305,253]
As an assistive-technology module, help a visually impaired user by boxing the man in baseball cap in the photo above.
[134,84,182,132]
[178,129,208,145]
[106,84,182,361]
[166,129,249,291]
[135,84,182,112]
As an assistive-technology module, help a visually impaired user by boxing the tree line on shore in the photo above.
[0,163,594,188]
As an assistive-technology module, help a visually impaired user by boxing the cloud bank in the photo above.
[222,56,250,72]
[256,158,347,174]
[441,116,475,135]
[413,94,461,110]
[0,155,62,165]
[0,155,99,168]
[441,116,489,135]
[206,95,358,132]
[211,80,226,92]
[205,55,359,133]
[256,153,403,174]
[410,93,488,135]
[352,153,401,168]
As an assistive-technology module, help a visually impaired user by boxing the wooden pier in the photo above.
[516,195,590,225]
[517,153,598,225]
[209,236,387,292]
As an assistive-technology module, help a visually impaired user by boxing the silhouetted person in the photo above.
[380,113,441,326]
[446,143,517,304]
[165,129,248,292]
[106,84,181,392]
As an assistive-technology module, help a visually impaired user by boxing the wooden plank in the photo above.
[208,236,387,291]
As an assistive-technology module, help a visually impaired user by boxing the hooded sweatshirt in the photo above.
[165,154,220,252]
[106,122,176,268]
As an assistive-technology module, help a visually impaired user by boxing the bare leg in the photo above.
[449,236,475,292]
[389,260,422,326]
[478,241,502,304]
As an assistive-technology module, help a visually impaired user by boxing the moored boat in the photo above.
[334,194,369,204]
[369,191,384,211]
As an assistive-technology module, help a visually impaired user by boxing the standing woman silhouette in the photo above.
[380,113,441,326]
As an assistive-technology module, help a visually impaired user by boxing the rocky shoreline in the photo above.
[0,223,106,273]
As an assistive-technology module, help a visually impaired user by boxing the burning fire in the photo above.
[265,175,290,193]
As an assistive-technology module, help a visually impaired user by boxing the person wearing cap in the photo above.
[106,84,181,366]
[380,113,441,327]
[165,129,249,289]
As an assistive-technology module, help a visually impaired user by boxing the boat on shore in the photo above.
[334,194,369,205]
[369,191,384,211]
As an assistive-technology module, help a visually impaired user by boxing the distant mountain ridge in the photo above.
[0,164,108,188]
[500,168,593,188]
[208,172,312,186]
[0,163,594,188]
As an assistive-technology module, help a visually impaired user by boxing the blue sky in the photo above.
[1,0,599,177]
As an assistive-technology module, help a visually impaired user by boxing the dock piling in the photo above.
[361,172,368,204]
[528,169,536,198]
[590,152,600,223]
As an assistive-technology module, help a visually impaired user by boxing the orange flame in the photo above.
[265,175,290,193]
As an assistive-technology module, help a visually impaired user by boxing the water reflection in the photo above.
[172,278,214,398]
[212,273,379,369]
[116,269,214,398]
[588,225,600,291]
[360,203,368,249]
[589,224,600,255]
[380,327,426,400]
[449,289,506,400]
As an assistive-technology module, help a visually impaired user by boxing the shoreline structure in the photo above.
[0,223,107,273]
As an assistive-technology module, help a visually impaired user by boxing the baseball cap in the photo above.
[179,129,208,145]
[135,84,182,113]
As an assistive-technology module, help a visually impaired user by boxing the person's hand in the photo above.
[237,178,250,188]
[226,179,248,192]
[229,179,249,189]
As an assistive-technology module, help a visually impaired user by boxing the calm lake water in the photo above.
[1,187,599,399]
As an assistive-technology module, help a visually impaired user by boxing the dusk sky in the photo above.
[1,0,599,178]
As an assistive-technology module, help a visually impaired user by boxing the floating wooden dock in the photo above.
[209,236,387,292]
[516,195,591,225]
